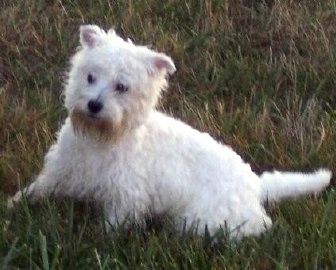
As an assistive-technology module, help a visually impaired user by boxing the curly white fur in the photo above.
[9,25,332,238]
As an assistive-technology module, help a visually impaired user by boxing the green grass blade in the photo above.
[39,230,50,270]
[0,237,19,270]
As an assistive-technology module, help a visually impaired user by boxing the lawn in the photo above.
[1,0,336,268]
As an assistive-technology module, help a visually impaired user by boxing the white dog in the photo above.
[9,25,332,238]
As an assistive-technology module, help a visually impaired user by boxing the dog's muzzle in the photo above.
[70,107,116,142]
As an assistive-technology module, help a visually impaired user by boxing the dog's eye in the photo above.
[115,83,128,93]
[87,74,96,84]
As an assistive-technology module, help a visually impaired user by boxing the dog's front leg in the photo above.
[104,201,145,231]
[7,171,59,210]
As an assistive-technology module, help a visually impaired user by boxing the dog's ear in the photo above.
[80,25,106,48]
[145,52,176,76]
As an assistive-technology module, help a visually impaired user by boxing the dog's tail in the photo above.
[260,169,332,202]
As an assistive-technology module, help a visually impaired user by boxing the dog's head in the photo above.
[64,24,176,142]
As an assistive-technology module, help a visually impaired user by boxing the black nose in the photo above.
[87,100,103,114]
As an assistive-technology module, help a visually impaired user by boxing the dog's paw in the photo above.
[7,192,23,211]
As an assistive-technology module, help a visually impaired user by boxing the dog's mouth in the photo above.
[86,113,99,119]
[70,108,119,142]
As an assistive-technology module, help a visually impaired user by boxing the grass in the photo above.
[1,0,336,268]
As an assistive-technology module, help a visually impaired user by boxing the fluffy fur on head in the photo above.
[65,24,176,141]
